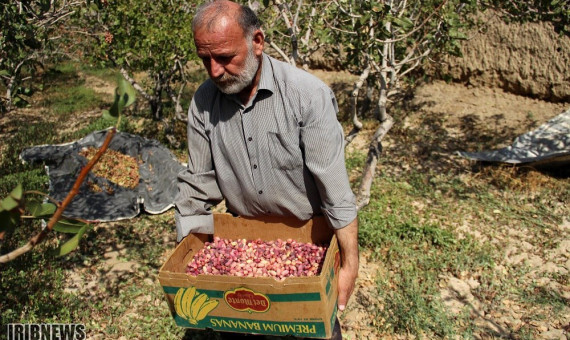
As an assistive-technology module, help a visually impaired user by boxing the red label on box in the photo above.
[224,288,271,313]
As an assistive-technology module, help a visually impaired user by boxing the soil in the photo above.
[4,14,568,338]
[3,67,567,340]
[333,79,570,340]
[408,80,568,145]
[68,72,568,340]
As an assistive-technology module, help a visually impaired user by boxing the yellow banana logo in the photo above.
[174,287,219,325]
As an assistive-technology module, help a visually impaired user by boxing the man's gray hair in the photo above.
[192,1,262,37]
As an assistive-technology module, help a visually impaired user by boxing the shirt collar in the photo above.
[256,53,275,94]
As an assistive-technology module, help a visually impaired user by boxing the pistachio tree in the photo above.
[330,0,476,207]
[84,0,196,122]
[0,0,81,113]
[254,0,332,69]
[254,0,476,209]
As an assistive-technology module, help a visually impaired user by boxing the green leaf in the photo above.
[53,219,87,234]
[118,77,136,107]
[103,77,136,118]
[13,96,30,108]
[0,184,23,211]
[102,109,118,121]
[392,17,414,30]
[27,201,56,218]
[104,92,123,118]
[0,210,20,234]
[359,14,370,26]
[22,87,33,96]
[449,29,468,39]
[10,184,22,200]
[0,70,10,76]
[54,224,89,256]
[1,196,19,212]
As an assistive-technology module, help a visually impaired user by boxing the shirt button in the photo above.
[253,164,257,169]
[248,137,253,142]
[258,190,263,194]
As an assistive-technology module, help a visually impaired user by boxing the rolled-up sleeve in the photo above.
[300,86,357,230]
[174,96,223,241]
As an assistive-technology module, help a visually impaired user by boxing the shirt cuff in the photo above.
[175,213,215,242]
[321,206,358,230]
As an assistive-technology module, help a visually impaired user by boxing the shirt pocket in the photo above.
[267,130,303,171]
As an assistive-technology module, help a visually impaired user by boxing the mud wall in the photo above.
[432,10,570,102]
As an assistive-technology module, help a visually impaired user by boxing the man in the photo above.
[175,1,358,338]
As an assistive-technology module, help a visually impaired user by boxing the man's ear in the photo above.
[252,29,265,56]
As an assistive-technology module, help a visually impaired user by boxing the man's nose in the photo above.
[209,59,225,79]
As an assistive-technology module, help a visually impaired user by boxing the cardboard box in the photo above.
[159,213,340,339]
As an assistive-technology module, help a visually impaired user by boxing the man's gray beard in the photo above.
[214,45,259,95]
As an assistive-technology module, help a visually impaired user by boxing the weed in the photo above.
[376,266,457,338]
[39,85,103,116]
[522,285,569,312]
[79,64,121,84]
[1,61,569,339]
[0,120,58,196]
[345,150,367,173]
[0,245,83,325]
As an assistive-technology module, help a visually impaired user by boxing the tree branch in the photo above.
[345,65,371,145]
[268,41,292,64]
[0,128,117,263]
[120,68,153,103]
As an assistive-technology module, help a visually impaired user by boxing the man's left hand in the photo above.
[334,217,359,311]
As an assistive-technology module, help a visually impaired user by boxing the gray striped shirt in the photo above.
[175,53,357,241]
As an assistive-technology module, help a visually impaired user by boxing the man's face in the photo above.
[194,17,262,95]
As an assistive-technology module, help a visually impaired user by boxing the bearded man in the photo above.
[175,1,359,338]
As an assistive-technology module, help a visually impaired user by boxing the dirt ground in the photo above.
[3,9,568,338]
[83,73,566,339]
[333,78,569,340]
[4,68,569,339]
[409,80,568,143]
[2,61,568,339]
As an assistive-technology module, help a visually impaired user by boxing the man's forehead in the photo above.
[196,14,241,35]
[194,17,246,44]
[194,28,246,55]
[195,38,235,54]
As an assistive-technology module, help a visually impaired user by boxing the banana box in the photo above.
[158,213,340,339]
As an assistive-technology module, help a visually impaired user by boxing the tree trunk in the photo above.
[120,68,152,103]
[3,58,29,113]
[356,114,394,210]
[152,72,165,120]
[169,90,186,122]
[345,65,370,145]
[4,75,15,113]
[356,22,393,210]
[150,99,161,120]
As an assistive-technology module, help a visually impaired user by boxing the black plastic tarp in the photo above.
[20,129,185,222]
